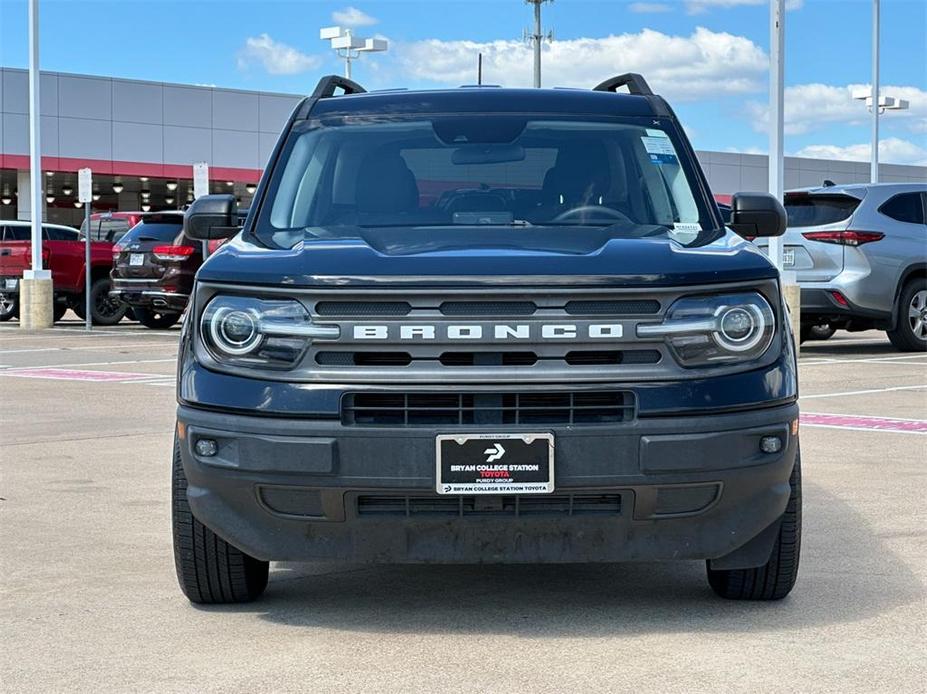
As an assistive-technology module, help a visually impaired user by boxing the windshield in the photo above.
[257,114,715,248]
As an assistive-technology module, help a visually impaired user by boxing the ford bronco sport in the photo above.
[173,74,800,604]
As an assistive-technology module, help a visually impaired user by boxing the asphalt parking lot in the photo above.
[2,316,925,693]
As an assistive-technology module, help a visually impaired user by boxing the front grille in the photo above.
[342,390,635,426]
[297,287,689,383]
[356,493,622,517]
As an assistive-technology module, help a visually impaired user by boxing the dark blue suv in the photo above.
[173,74,799,603]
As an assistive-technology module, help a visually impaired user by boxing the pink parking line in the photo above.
[801,412,927,434]
[0,367,156,383]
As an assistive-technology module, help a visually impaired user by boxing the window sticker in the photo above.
[672,222,702,234]
[641,136,679,165]
[645,128,669,138]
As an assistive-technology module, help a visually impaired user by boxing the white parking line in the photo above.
[17,358,177,369]
[801,384,927,400]
[801,354,927,365]
[0,342,178,355]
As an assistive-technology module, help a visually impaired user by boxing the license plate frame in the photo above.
[435,433,554,495]
[129,253,145,266]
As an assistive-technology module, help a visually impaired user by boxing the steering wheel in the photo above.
[552,205,632,224]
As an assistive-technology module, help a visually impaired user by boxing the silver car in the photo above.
[756,182,926,351]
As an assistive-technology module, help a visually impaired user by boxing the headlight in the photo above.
[637,292,775,367]
[200,295,339,369]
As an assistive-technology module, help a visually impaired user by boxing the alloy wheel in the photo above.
[0,294,14,316]
[95,291,124,319]
[909,289,927,341]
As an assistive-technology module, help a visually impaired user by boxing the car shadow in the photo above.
[193,482,921,636]
[799,333,898,358]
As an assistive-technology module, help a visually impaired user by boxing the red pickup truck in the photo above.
[0,219,126,324]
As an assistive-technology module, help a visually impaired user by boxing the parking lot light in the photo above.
[320,25,388,79]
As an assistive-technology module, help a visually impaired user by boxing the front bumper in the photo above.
[177,401,799,565]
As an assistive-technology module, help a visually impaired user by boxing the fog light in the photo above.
[195,438,218,457]
[760,436,783,454]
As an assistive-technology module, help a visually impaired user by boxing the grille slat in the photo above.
[315,301,412,316]
[440,301,537,316]
[564,299,661,315]
[317,350,660,368]
[343,390,634,426]
[357,493,622,517]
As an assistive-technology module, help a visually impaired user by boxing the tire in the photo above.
[133,307,180,330]
[172,436,269,604]
[810,323,836,341]
[707,448,802,600]
[0,293,17,322]
[88,278,127,326]
[886,278,927,352]
[52,302,68,323]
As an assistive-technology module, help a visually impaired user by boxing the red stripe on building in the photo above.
[0,153,262,183]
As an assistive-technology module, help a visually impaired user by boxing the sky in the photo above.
[1,0,925,165]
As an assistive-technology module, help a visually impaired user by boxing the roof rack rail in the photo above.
[592,73,654,96]
[311,75,367,99]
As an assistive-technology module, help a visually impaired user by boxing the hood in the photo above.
[197,226,778,288]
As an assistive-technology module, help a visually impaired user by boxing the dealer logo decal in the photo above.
[483,443,506,463]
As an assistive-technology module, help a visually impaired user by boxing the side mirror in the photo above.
[183,194,240,241]
[729,192,787,238]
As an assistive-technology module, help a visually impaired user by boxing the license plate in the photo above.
[4,279,17,290]
[436,433,554,495]
[129,253,145,266]
[782,248,796,267]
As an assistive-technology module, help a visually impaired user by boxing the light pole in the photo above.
[320,26,387,80]
[768,0,801,345]
[853,0,910,184]
[524,0,553,88]
[22,0,53,330]
[768,0,785,271]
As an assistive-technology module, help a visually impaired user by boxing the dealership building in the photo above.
[1,66,925,226]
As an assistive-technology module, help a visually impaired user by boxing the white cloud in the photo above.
[332,6,378,27]
[394,28,768,101]
[628,2,672,12]
[793,138,927,166]
[237,34,320,75]
[747,83,927,135]
[686,0,803,14]
[725,146,767,155]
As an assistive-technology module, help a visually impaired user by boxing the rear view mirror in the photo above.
[729,193,787,238]
[452,144,525,165]
[184,194,240,241]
